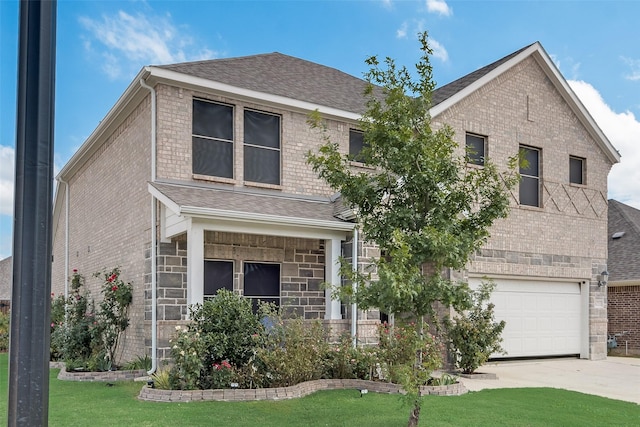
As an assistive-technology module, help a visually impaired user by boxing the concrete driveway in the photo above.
[457,356,640,404]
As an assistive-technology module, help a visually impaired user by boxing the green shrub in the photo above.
[50,294,66,360]
[150,368,172,390]
[257,316,328,387]
[376,321,443,384]
[122,355,152,371]
[168,325,204,390]
[52,268,133,370]
[0,310,9,352]
[94,267,133,365]
[322,332,377,380]
[444,281,506,374]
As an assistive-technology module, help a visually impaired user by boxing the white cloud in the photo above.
[621,56,640,81]
[430,38,449,62]
[396,21,408,39]
[79,10,217,79]
[569,80,640,210]
[381,0,394,9]
[426,0,452,17]
[0,145,14,216]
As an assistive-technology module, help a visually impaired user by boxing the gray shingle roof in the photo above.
[150,181,350,226]
[608,199,640,282]
[158,52,377,115]
[158,45,535,114]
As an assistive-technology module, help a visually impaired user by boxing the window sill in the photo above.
[518,204,544,211]
[348,160,376,170]
[244,181,282,191]
[568,182,587,188]
[192,174,236,185]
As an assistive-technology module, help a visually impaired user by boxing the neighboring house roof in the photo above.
[149,181,354,232]
[608,200,640,283]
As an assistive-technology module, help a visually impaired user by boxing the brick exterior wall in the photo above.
[51,95,153,364]
[432,56,611,359]
[607,285,640,354]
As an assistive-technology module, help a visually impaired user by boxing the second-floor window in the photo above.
[519,145,541,207]
[465,133,486,166]
[192,99,234,179]
[244,109,281,185]
[349,129,366,162]
[569,156,585,185]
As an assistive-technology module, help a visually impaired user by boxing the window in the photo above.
[519,146,541,207]
[465,133,486,166]
[569,156,585,185]
[244,262,280,311]
[244,110,281,185]
[349,129,366,162]
[204,260,234,299]
[192,99,234,178]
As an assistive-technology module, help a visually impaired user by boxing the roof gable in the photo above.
[608,199,640,282]
[430,42,619,164]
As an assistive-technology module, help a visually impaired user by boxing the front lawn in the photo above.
[1,354,638,426]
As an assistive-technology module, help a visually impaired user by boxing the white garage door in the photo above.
[468,278,582,359]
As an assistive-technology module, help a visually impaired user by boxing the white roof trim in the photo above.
[430,42,620,164]
[146,66,361,122]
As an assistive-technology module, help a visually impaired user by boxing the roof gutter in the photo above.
[139,77,158,376]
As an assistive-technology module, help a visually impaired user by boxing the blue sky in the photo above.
[1,0,640,260]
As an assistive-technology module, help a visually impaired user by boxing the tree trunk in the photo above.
[407,403,421,427]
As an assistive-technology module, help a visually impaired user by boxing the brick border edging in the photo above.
[57,366,147,382]
[138,379,468,402]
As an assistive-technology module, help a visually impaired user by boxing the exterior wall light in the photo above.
[598,271,609,287]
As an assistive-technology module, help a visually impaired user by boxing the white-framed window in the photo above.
[243,262,280,311]
[203,260,234,300]
[465,133,486,166]
[519,145,541,207]
[192,99,234,178]
[244,109,281,185]
[569,156,585,185]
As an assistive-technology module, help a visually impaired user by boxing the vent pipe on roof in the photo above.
[140,77,158,375]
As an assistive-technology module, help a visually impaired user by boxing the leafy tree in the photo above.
[307,32,519,427]
[444,281,506,374]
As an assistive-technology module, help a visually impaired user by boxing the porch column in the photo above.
[324,238,342,320]
[186,219,205,308]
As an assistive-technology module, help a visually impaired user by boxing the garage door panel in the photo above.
[469,278,582,358]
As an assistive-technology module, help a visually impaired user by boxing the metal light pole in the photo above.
[8,1,57,425]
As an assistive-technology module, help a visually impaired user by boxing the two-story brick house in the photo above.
[50,41,619,369]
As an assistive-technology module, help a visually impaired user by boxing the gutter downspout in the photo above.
[58,178,69,311]
[351,228,358,347]
[140,77,158,375]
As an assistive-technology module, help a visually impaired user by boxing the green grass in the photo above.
[1,353,638,426]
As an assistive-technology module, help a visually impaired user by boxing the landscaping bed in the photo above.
[138,378,467,402]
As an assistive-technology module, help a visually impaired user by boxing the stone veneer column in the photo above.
[324,238,342,320]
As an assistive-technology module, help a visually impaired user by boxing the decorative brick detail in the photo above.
[138,378,467,402]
